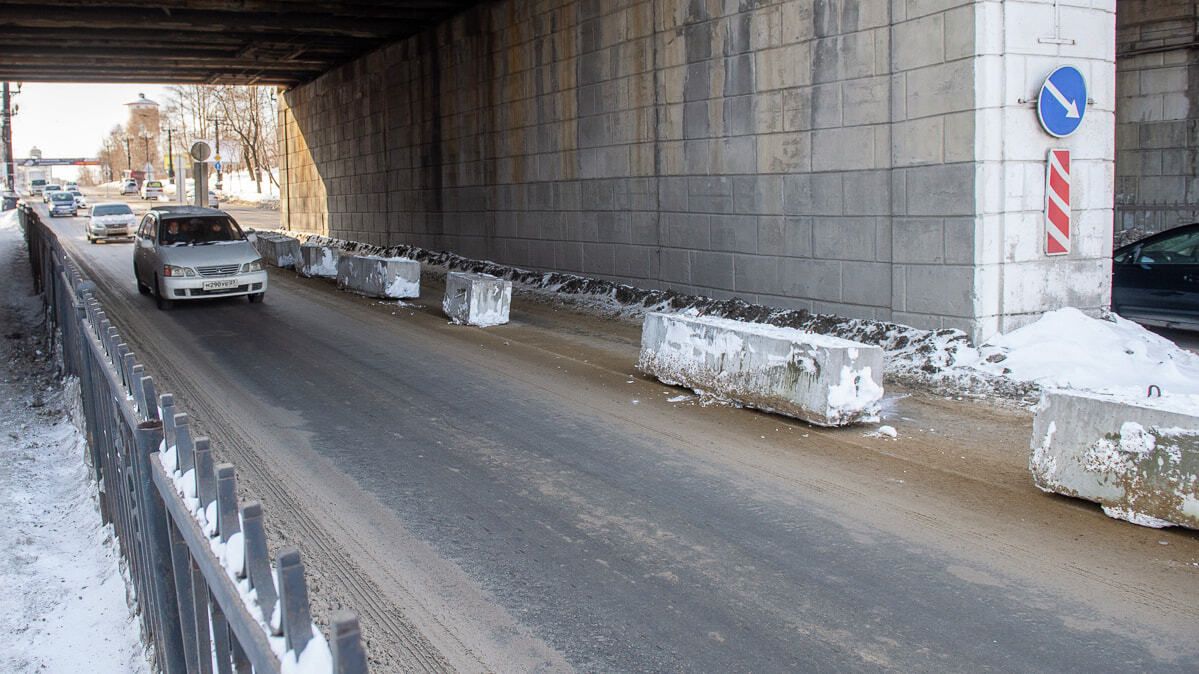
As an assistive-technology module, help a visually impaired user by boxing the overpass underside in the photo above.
[277,1,1127,343]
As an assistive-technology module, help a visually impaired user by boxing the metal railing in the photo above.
[19,202,368,674]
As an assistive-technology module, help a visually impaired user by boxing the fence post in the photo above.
[194,437,217,516]
[174,412,194,475]
[161,394,176,451]
[215,464,241,545]
[331,612,369,674]
[240,502,277,622]
[167,518,202,674]
[134,414,187,674]
[276,547,312,654]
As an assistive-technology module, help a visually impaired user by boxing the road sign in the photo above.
[1045,149,1071,255]
[1037,66,1087,138]
[214,161,221,171]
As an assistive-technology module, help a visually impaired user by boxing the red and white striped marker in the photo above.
[1045,149,1070,255]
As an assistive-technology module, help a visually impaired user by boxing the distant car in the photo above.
[68,189,87,209]
[132,206,267,310]
[208,190,220,208]
[1112,222,1199,331]
[64,181,78,191]
[47,190,77,217]
[86,202,136,243]
[43,184,62,202]
[121,180,139,195]
[141,180,164,200]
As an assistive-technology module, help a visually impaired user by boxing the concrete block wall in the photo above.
[278,0,1119,343]
[1115,0,1199,235]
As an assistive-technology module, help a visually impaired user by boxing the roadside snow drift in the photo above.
[638,312,884,427]
[1031,389,1199,529]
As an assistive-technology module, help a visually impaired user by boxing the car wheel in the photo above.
[248,292,264,304]
[154,275,173,310]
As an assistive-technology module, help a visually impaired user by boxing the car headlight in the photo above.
[241,259,264,273]
[163,265,196,277]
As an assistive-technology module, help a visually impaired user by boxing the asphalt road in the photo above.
[34,194,1199,671]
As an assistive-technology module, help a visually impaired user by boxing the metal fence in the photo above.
[18,203,368,674]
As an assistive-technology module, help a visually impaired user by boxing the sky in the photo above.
[9,83,172,161]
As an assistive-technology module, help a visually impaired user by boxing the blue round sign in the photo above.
[214,161,222,171]
[1037,66,1087,138]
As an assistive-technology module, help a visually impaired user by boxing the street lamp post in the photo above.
[1,82,17,191]
[166,127,174,181]
[123,136,131,177]
[210,116,223,191]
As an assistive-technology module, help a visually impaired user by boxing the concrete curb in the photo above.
[336,255,420,299]
[1030,389,1199,529]
[638,312,884,427]
[443,272,512,326]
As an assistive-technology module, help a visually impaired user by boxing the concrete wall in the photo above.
[279,0,1117,343]
[1115,0,1199,235]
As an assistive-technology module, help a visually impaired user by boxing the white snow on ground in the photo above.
[96,167,280,205]
[0,209,151,673]
[966,308,1199,413]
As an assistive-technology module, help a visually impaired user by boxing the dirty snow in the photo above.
[0,209,151,672]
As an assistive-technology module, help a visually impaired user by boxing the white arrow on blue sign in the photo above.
[1037,66,1087,138]
[214,161,222,171]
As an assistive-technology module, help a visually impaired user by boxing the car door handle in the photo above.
[1185,274,1198,284]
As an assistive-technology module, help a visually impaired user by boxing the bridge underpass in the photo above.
[6,1,1199,670]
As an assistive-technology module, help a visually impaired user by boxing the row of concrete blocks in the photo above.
[254,234,513,327]
[261,236,1198,530]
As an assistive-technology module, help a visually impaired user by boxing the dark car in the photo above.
[1112,222,1199,331]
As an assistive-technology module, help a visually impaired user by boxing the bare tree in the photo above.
[158,84,278,194]
[97,125,128,183]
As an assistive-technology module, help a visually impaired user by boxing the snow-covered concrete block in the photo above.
[1030,389,1199,529]
[254,233,301,269]
[443,271,512,327]
[638,312,884,426]
[299,243,340,278]
[336,254,420,299]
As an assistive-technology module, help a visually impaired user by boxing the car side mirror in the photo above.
[138,238,154,249]
[246,232,258,244]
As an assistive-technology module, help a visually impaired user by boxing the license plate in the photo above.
[202,279,238,291]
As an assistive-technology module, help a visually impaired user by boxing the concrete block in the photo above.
[299,243,340,278]
[443,271,512,327]
[1031,389,1199,530]
[638,312,884,426]
[336,254,420,299]
[254,233,302,269]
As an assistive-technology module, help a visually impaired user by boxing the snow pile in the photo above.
[968,308,1199,412]
[0,209,150,672]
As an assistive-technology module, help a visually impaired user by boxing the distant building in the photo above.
[125,93,159,177]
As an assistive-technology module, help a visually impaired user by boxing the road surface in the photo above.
[32,194,1199,671]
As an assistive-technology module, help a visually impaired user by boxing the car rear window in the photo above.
[147,181,162,188]
[93,204,132,216]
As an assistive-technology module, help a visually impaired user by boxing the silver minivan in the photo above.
[132,206,266,310]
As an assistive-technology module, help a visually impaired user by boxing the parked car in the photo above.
[69,189,87,209]
[43,184,62,202]
[63,181,78,191]
[141,180,164,200]
[1112,222,1199,331]
[47,190,77,217]
[132,206,266,310]
[86,202,137,243]
[121,180,139,195]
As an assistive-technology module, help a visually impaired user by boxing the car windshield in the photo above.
[69,190,83,197]
[92,204,132,216]
[50,193,73,202]
[159,216,245,245]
